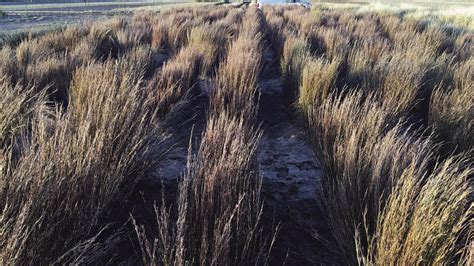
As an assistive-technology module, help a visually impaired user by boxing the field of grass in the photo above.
[0,3,472,265]
[0,1,189,11]
[316,1,474,29]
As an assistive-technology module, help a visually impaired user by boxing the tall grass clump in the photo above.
[133,8,270,265]
[0,60,169,264]
[134,111,266,265]
[290,5,474,265]
[305,91,434,263]
[345,39,391,89]
[299,56,339,113]
[361,155,472,265]
[264,10,287,57]
[211,9,263,121]
[313,27,351,62]
[11,38,76,95]
[188,23,229,76]
[147,45,203,120]
[239,7,266,40]
[160,17,190,52]
[361,48,435,121]
[223,7,245,27]
[0,80,45,151]
[151,19,171,51]
[151,10,207,54]
[204,6,229,22]
[74,25,122,62]
[0,46,19,85]
[453,33,473,62]
[282,6,307,33]
[24,56,75,105]
[429,63,473,155]
[281,36,310,103]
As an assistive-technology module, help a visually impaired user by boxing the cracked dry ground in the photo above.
[138,44,325,264]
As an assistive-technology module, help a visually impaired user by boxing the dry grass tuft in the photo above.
[314,27,351,61]
[211,11,263,121]
[362,155,472,265]
[147,45,203,120]
[429,59,473,155]
[264,10,287,56]
[375,49,434,118]
[189,23,230,76]
[0,46,20,86]
[299,56,340,113]
[135,111,265,265]
[291,7,473,265]
[1,59,169,264]
[281,36,310,102]
[133,8,270,265]
[306,91,435,263]
[0,79,46,153]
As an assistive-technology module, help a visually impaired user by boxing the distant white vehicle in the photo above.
[257,0,286,4]
[257,0,311,8]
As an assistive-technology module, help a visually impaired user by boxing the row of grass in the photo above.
[133,6,273,264]
[265,5,472,264]
[0,6,245,264]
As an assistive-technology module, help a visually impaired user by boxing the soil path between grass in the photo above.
[257,45,324,265]
[137,19,325,265]
[146,44,325,265]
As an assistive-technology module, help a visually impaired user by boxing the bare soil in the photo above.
[0,2,180,32]
[134,42,325,264]
[0,12,118,31]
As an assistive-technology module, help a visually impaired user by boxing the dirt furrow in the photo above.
[257,33,324,264]
[136,9,325,264]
